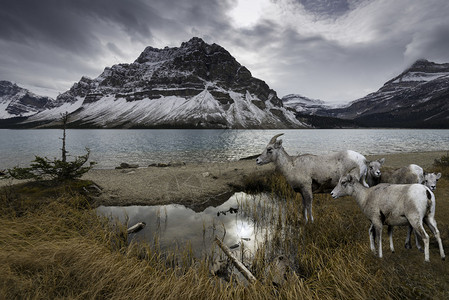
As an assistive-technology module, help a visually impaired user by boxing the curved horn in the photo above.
[269,133,284,144]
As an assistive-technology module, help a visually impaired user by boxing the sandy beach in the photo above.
[80,151,446,208]
[1,151,446,208]
[83,159,274,209]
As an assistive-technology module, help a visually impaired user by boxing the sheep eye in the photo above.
[267,148,273,154]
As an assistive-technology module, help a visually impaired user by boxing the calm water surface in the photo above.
[97,192,274,257]
[1,129,449,169]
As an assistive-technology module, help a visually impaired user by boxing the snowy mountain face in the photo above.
[315,59,449,128]
[0,81,54,119]
[26,37,306,129]
[282,94,329,114]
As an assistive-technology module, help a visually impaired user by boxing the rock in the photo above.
[168,160,186,167]
[119,163,139,169]
[266,255,291,286]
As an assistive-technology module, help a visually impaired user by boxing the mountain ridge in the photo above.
[1,41,448,128]
[21,37,306,129]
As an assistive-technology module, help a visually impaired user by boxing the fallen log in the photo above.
[127,222,146,234]
[214,236,257,284]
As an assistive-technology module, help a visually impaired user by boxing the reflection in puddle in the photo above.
[97,192,276,258]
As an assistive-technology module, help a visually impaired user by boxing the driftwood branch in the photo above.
[214,236,257,284]
[127,222,146,234]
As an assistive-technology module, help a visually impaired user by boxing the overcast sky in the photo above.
[1,0,449,104]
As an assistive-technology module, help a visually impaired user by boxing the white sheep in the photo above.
[331,174,445,262]
[256,133,368,223]
[366,159,442,251]
[366,159,424,187]
[424,172,442,191]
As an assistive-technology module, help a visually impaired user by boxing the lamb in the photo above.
[330,174,445,262]
[256,133,368,223]
[424,172,442,191]
[367,159,442,250]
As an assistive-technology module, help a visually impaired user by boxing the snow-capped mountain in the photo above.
[24,37,306,129]
[315,59,449,128]
[0,81,54,119]
[282,94,330,114]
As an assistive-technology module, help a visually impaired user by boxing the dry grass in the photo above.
[1,167,449,299]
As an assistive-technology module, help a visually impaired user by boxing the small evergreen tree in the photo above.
[6,112,95,181]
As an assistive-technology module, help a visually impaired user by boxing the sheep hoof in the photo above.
[405,243,411,249]
[418,248,424,253]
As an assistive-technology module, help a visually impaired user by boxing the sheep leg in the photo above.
[369,224,376,253]
[412,222,430,262]
[424,217,445,260]
[405,226,412,249]
[299,187,314,223]
[414,230,423,252]
[388,225,395,253]
[405,226,423,251]
[372,222,383,258]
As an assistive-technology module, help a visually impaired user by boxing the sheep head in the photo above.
[424,172,441,191]
[256,133,284,165]
[331,174,356,199]
[368,158,385,178]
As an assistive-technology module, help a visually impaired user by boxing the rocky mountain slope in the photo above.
[0,81,54,119]
[315,59,449,128]
[281,94,330,114]
[23,37,306,129]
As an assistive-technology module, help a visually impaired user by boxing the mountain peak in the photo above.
[18,38,304,129]
[0,80,54,119]
[181,37,207,48]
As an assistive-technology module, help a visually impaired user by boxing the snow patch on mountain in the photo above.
[27,97,85,121]
[392,72,449,83]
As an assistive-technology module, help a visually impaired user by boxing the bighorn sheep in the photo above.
[256,133,368,223]
[367,159,441,190]
[366,159,424,187]
[331,174,445,262]
[424,172,442,191]
[367,159,442,250]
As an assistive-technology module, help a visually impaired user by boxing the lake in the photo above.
[1,129,449,169]
[97,192,275,258]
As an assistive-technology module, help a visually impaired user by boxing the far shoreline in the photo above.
[1,150,446,210]
[83,150,447,209]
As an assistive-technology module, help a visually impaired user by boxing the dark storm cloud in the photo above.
[0,0,234,96]
[1,0,449,103]
[298,0,350,17]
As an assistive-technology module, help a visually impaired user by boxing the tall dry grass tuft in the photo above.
[1,175,449,299]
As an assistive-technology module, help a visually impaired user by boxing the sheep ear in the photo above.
[274,139,283,149]
[436,173,441,179]
[379,158,385,165]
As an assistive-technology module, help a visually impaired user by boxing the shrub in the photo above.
[434,152,449,167]
[7,149,94,181]
[4,112,95,182]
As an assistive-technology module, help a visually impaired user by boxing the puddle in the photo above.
[96,192,277,258]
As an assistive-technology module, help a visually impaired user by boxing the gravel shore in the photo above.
[81,151,447,208]
[1,151,446,208]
